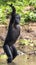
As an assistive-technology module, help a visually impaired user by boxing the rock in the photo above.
[0,54,36,65]
[17,50,24,55]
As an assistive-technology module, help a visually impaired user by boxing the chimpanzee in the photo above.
[3,4,20,63]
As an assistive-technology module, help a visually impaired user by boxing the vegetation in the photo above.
[0,0,36,24]
[0,0,36,60]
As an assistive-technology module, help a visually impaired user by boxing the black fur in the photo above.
[3,4,20,63]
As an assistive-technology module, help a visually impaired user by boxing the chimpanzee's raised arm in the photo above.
[9,4,16,13]
[9,4,16,24]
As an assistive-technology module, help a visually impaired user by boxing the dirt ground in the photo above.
[0,22,36,54]
[0,22,36,40]
[20,22,36,40]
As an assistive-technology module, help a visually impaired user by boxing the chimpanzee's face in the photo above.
[15,14,20,24]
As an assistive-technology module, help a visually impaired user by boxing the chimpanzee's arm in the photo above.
[8,4,16,30]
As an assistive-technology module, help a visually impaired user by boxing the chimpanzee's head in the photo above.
[15,14,20,24]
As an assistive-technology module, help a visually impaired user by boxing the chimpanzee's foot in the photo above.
[7,57,13,63]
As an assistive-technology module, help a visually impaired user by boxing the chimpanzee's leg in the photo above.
[3,45,13,63]
[10,45,18,59]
